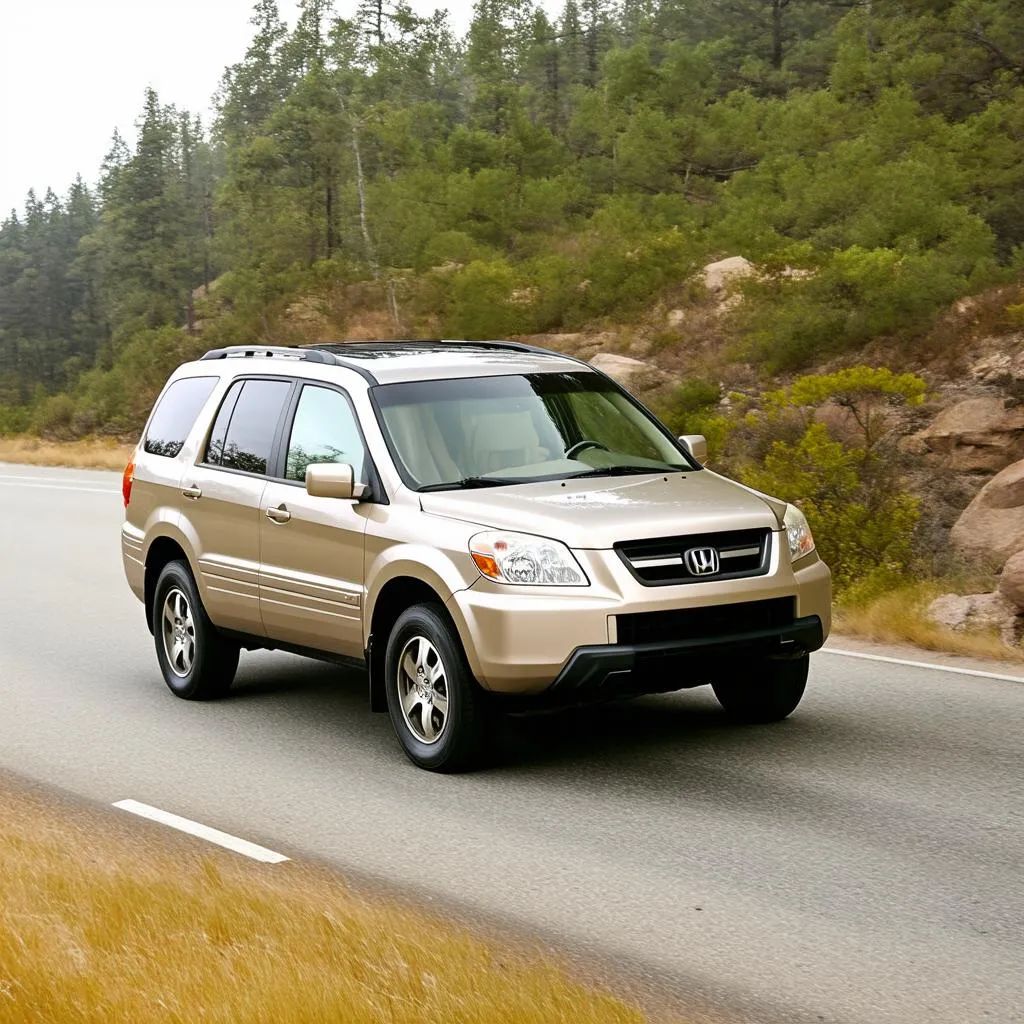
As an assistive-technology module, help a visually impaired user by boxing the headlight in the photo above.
[784,504,815,561]
[469,531,589,586]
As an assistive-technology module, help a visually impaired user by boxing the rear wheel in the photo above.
[152,560,239,700]
[712,655,809,723]
[384,603,492,772]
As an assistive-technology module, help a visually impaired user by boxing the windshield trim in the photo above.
[368,369,701,493]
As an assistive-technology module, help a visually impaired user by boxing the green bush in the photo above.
[443,259,532,339]
[32,394,77,439]
[743,423,919,595]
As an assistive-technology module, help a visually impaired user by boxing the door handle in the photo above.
[181,484,202,499]
[265,504,291,523]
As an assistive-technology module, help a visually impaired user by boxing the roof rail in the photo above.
[437,339,538,353]
[200,345,335,364]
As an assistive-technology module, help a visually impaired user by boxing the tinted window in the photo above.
[205,379,291,475]
[285,386,366,482]
[144,377,217,457]
[204,380,243,466]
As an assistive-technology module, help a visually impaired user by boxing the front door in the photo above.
[259,383,370,657]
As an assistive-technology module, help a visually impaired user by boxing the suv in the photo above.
[122,341,831,771]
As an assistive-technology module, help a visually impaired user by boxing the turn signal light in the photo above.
[471,551,501,579]
[122,452,136,508]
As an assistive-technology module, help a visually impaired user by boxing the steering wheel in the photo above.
[565,439,610,459]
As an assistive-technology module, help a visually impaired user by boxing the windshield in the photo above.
[372,371,696,491]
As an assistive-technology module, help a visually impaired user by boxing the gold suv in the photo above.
[122,342,831,771]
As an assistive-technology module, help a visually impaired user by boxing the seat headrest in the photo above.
[470,411,540,455]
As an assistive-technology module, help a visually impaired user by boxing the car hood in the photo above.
[418,470,785,548]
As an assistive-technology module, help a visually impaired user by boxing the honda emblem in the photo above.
[684,546,720,576]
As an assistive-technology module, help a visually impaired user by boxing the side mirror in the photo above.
[678,434,708,466]
[305,462,366,500]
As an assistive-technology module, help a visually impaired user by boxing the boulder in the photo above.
[702,256,754,296]
[927,591,1023,646]
[589,353,666,394]
[998,548,1024,609]
[950,459,1024,569]
[913,397,1024,474]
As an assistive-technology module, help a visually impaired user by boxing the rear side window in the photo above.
[144,376,217,457]
[204,378,291,475]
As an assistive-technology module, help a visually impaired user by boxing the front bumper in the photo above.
[447,541,832,694]
[548,613,824,701]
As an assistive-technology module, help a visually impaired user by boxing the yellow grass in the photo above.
[0,780,657,1024]
[835,582,1024,664]
[0,436,135,471]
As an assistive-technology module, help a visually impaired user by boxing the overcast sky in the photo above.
[0,0,479,218]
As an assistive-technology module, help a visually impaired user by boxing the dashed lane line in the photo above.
[112,799,289,863]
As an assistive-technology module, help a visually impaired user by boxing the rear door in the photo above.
[258,382,370,657]
[181,376,293,635]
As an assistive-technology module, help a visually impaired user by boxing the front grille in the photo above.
[616,597,795,646]
[615,528,771,586]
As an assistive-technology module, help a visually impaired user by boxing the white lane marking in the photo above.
[0,481,116,494]
[823,647,1024,684]
[112,799,289,863]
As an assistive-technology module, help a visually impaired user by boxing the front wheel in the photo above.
[384,603,492,772]
[152,560,239,700]
[712,655,809,723]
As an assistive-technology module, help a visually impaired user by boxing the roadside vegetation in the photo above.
[0,436,132,470]
[2,0,1023,435]
[833,582,1024,664]
[0,779,654,1023]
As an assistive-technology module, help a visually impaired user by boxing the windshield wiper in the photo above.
[568,465,680,479]
[418,476,527,492]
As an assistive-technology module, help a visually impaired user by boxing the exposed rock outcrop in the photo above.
[998,548,1024,609]
[911,397,1024,474]
[702,255,754,295]
[589,353,668,394]
[950,459,1024,570]
[927,591,1023,646]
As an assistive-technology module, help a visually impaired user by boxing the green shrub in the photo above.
[32,394,77,439]
[443,259,532,339]
[742,423,919,595]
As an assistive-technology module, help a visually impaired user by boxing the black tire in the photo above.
[384,603,492,772]
[152,559,239,700]
[712,654,809,724]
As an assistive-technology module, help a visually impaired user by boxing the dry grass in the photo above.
[835,582,1024,664]
[0,780,656,1024]
[0,437,134,471]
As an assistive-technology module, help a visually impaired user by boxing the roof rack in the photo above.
[309,339,562,357]
[200,345,336,364]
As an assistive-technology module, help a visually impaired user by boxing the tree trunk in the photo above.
[351,120,378,279]
[771,0,785,70]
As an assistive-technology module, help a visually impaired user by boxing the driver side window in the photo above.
[284,385,366,483]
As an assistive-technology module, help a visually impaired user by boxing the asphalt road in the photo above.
[1,462,1022,1023]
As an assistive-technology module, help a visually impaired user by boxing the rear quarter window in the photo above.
[143,377,218,457]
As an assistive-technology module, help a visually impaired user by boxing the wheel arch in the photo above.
[143,534,193,634]
[367,575,461,713]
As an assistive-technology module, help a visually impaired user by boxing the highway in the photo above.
[1,462,1021,1023]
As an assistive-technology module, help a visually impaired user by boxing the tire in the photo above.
[384,603,492,772]
[152,560,239,700]
[712,654,809,724]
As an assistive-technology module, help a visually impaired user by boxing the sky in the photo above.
[0,0,478,218]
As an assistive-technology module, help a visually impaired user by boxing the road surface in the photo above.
[1,462,1021,1023]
